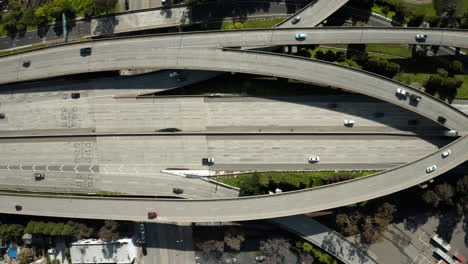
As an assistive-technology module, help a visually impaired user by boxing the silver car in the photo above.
[426,165,437,173]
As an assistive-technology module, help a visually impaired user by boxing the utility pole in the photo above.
[62,12,68,42]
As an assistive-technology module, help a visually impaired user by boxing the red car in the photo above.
[148,212,158,219]
[327,103,338,108]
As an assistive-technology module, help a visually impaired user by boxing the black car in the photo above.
[437,116,447,124]
[410,94,421,102]
[125,0,129,10]
[0,113,5,119]
[157,128,181,132]
[22,60,31,68]
[34,173,45,180]
[15,205,22,211]
[173,187,184,194]
[71,93,80,99]
[80,47,92,57]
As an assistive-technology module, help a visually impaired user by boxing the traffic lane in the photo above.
[0,169,99,192]
[4,28,468,82]
[281,0,350,27]
[1,136,466,222]
[96,173,239,198]
[171,49,468,132]
[4,47,467,132]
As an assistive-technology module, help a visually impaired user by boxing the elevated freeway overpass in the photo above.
[2,27,468,84]
[4,46,465,132]
[1,135,466,222]
[0,27,467,223]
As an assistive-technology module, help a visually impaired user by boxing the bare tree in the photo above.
[98,220,120,242]
[224,229,245,251]
[195,240,224,256]
[259,238,291,264]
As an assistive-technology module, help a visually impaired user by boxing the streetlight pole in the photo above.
[62,12,68,43]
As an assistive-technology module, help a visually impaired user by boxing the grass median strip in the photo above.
[213,170,379,195]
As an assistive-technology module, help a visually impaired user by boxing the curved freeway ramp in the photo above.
[3,47,466,132]
[276,0,350,27]
[0,28,467,222]
[1,27,468,84]
[1,136,467,222]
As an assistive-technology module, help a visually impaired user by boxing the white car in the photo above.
[396,88,409,97]
[295,33,307,41]
[308,156,320,163]
[344,120,355,126]
[415,34,427,41]
[441,150,451,158]
[426,165,437,173]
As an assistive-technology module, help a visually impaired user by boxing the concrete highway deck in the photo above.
[1,32,467,133]
[2,27,468,84]
[1,135,466,222]
[0,95,445,133]
[0,27,466,223]
[277,0,349,27]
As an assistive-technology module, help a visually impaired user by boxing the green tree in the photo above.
[43,222,57,236]
[51,223,65,236]
[426,16,442,27]
[33,221,47,235]
[24,221,38,234]
[381,5,390,15]
[18,248,34,264]
[35,7,51,26]
[8,224,25,240]
[423,183,454,208]
[296,48,311,58]
[225,22,244,30]
[335,51,346,62]
[239,171,262,195]
[365,57,400,78]
[392,3,411,24]
[408,14,425,27]
[94,0,117,14]
[315,50,325,60]
[0,224,25,241]
[61,223,76,237]
[340,59,362,69]
[323,50,336,62]
[346,44,368,63]
[1,1,23,34]
[424,69,463,99]
[19,8,37,28]
[448,60,463,76]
